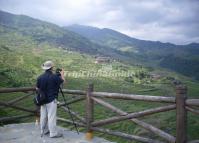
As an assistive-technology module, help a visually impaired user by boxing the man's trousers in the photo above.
[40,99,58,137]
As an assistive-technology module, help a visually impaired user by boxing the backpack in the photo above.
[34,74,50,106]
[34,89,48,106]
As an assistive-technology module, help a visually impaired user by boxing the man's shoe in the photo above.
[50,133,63,138]
[41,131,49,137]
[44,131,50,135]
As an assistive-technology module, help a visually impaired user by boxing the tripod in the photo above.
[59,87,79,134]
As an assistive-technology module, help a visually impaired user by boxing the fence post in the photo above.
[176,85,187,143]
[85,83,94,140]
[35,106,40,125]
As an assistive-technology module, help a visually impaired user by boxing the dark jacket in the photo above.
[36,70,64,104]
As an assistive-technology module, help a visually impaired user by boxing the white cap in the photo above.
[41,61,54,70]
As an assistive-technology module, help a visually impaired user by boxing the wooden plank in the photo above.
[92,97,175,143]
[0,114,34,122]
[186,106,199,115]
[58,96,85,107]
[57,117,163,143]
[188,140,199,143]
[0,87,86,95]
[8,92,33,105]
[0,93,33,108]
[60,106,86,123]
[92,92,175,103]
[0,87,35,93]
[176,85,187,143]
[92,104,176,127]
[57,117,85,127]
[186,99,199,107]
[62,89,86,95]
[0,101,35,113]
[91,127,164,143]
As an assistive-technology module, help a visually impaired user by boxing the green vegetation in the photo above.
[0,10,199,143]
[66,25,199,80]
[160,55,199,80]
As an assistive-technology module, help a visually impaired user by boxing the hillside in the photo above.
[0,10,113,55]
[0,10,158,88]
[0,10,199,142]
[1,10,199,80]
[66,25,199,80]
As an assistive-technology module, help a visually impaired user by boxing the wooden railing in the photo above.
[0,84,199,143]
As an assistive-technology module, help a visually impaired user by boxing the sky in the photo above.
[0,0,199,45]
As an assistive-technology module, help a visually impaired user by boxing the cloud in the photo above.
[0,0,199,44]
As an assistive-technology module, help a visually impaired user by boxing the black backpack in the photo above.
[34,89,48,106]
[34,74,49,106]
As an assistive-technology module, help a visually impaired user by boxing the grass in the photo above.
[1,79,199,142]
[0,37,199,142]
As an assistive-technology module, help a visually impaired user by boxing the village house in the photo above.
[95,56,111,64]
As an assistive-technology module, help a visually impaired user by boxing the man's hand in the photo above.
[57,101,61,105]
[60,68,65,82]
[60,69,64,76]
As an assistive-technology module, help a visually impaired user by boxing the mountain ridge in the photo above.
[1,10,199,80]
[65,24,199,80]
[0,10,111,55]
[66,24,199,47]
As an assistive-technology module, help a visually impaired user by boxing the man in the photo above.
[36,60,65,138]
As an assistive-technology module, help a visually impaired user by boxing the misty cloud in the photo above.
[0,0,199,44]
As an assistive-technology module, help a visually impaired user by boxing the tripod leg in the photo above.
[59,88,79,134]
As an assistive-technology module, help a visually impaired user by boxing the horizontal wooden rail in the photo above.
[92,97,175,143]
[62,89,86,95]
[0,114,34,122]
[92,104,176,127]
[188,140,199,143]
[1,85,199,142]
[0,87,35,93]
[92,92,175,103]
[186,99,199,107]
[91,127,163,143]
[0,87,86,95]
[58,117,163,143]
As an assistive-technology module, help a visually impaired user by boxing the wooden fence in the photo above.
[0,84,199,143]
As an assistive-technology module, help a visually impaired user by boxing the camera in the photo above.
[55,68,62,76]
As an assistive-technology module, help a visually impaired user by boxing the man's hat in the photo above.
[41,61,54,70]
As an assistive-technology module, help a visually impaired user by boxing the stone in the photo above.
[0,123,115,143]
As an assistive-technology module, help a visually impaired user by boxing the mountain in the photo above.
[66,24,180,49]
[66,24,199,58]
[1,10,136,63]
[0,10,199,80]
[0,10,113,55]
[0,10,199,143]
[65,24,199,80]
